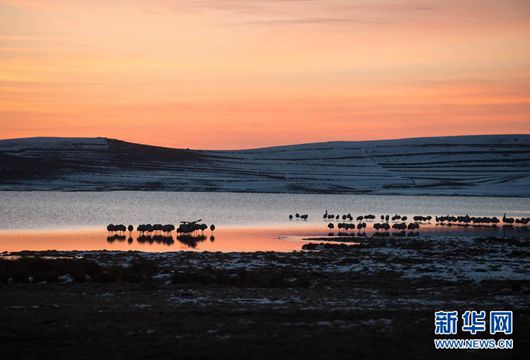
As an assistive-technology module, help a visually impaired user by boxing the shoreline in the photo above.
[1,188,529,198]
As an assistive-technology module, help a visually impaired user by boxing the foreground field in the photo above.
[1,236,529,359]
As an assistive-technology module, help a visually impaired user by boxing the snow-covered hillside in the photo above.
[0,135,529,196]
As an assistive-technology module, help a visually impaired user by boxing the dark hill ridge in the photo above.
[0,135,529,196]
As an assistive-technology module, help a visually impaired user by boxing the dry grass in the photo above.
[0,256,158,284]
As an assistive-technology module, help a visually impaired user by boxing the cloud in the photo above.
[242,17,388,26]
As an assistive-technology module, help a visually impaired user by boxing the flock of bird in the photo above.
[322,210,378,221]
[436,213,529,225]
[105,211,529,247]
[289,213,309,220]
[318,210,529,235]
[327,221,419,232]
[318,211,421,235]
[107,220,215,235]
[335,222,366,231]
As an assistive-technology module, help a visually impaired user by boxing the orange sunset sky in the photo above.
[1,0,529,149]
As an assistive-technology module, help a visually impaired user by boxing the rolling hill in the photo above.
[0,135,529,196]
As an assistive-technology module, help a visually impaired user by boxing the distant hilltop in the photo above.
[0,134,529,196]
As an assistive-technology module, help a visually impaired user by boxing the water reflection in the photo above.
[176,234,207,248]
[137,234,175,246]
[106,234,126,243]
[0,221,529,253]
[105,232,212,249]
[110,220,530,250]
[0,227,315,252]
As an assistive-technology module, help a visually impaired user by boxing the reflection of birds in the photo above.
[210,235,215,242]
[177,234,207,249]
[106,234,126,243]
[137,234,174,246]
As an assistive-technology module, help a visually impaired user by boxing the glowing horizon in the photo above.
[1,0,529,149]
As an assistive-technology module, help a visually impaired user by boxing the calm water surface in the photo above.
[1,192,529,252]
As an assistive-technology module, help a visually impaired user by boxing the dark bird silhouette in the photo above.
[503,213,514,224]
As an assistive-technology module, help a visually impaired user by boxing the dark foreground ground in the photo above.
[1,235,529,359]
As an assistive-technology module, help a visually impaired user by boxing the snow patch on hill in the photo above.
[1,135,529,196]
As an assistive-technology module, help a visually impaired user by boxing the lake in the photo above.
[1,191,529,252]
